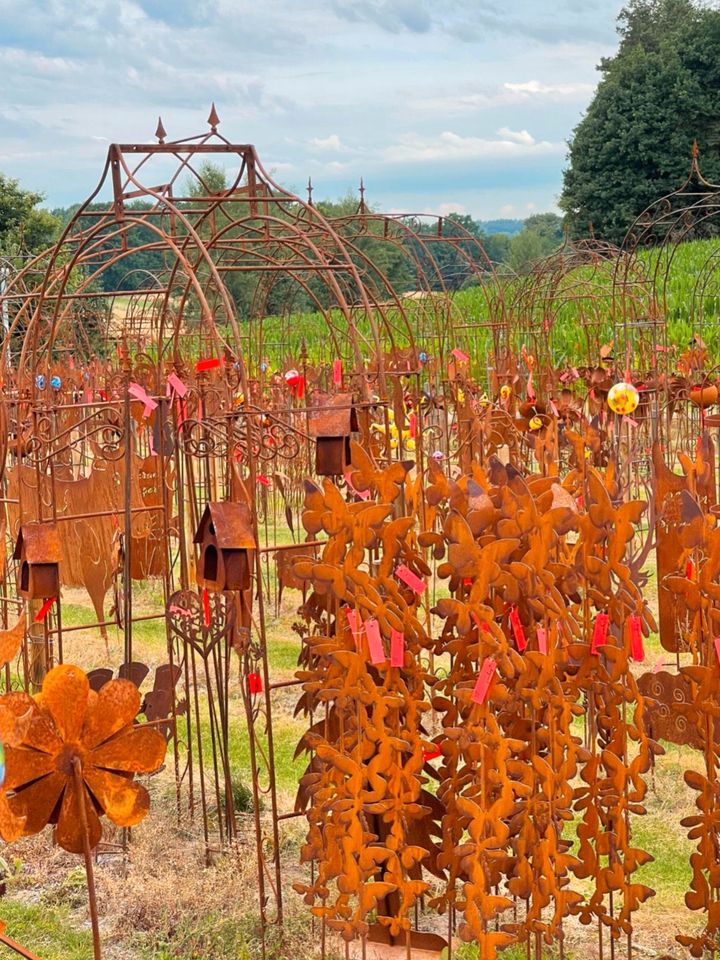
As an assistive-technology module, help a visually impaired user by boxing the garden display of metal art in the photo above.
[2,112,720,959]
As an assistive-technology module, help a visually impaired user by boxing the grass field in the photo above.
[220,237,720,382]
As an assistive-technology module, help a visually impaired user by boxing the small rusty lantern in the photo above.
[194,502,256,592]
[13,521,61,600]
[308,394,358,476]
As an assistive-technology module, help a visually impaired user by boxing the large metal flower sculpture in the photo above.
[0,664,166,853]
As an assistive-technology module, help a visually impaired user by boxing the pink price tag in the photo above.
[591,612,610,654]
[652,656,667,674]
[390,629,405,667]
[451,348,469,363]
[364,618,385,665]
[623,416,639,428]
[344,472,370,500]
[509,606,527,652]
[536,626,547,655]
[714,637,720,667]
[629,615,645,662]
[345,608,359,635]
[471,658,497,705]
[128,382,158,418]
[332,358,342,385]
[167,372,188,398]
[395,564,426,594]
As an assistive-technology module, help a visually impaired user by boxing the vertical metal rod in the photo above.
[72,758,102,960]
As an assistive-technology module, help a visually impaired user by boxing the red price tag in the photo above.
[472,658,497,705]
[390,629,404,667]
[195,357,221,373]
[591,612,609,654]
[34,597,56,622]
[509,606,527,652]
[332,359,342,385]
[364,618,385,665]
[247,672,263,694]
[202,588,211,627]
[629,615,644,662]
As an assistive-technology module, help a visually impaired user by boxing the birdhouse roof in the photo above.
[307,394,354,438]
[194,502,256,549]
[13,522,61,564]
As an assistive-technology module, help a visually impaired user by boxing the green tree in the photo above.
[560,0,720,243]
[0,172,59,254]
[507,229,546,273]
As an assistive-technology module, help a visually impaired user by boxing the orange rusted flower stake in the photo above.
[0,664,166,960]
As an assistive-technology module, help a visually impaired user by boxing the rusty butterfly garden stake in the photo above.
[292,468,444,954]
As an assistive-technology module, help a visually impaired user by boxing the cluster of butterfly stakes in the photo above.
[286,437,715,957]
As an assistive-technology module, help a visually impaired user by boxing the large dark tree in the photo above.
[560,0,720,243]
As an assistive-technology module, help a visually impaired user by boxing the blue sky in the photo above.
[0,0,624,218]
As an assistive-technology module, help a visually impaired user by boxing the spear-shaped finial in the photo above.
[307,177,314,206]
[208,103,220,132]
[155,116,167,144]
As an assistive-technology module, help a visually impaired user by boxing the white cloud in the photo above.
[420,201,468,216]
[411,79,596,115]
[309,134,346,152]
[497,127,535,145]
[500,204,517,216]
[382,130,563,164]
[503,80,595,97]
[0,47,79,76]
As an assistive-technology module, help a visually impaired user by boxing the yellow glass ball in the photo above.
[500,385,512,401]
[529,416,542,430]
[607,381,639,416]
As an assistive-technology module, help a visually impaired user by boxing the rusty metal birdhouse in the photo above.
[194,502,256,592]
[308,394,358,476]
[13,521,61,600]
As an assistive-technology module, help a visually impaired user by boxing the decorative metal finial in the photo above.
[359,177,366,211]
[307,177,314,207]
[208,103,220,132]
[155,117,167,144]
[692,139,700,160]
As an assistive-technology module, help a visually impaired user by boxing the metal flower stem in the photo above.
[72,756,102,960]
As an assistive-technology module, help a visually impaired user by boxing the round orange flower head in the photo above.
[607,381,639,416]
[1,664,166,853]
